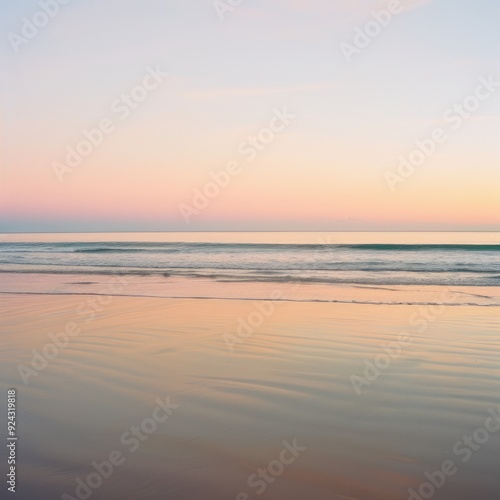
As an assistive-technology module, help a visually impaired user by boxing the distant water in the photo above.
[1,232,500,287]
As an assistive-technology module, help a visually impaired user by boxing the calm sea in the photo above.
[1,232,499,305]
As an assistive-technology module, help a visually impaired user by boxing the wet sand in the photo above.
[1,294,500,499]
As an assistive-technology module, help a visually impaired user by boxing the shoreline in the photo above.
[1,289,500,307]
[1,272,499,307]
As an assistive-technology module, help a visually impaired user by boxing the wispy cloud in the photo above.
[401,0,433,12]
[285,0,433,14]
[182,82,334,101]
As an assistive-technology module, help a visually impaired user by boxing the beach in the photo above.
[1,292,500,499]
[3,0,498,495]
[1,232,499,499]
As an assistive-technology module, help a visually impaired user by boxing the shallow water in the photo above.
[1,296,499,499]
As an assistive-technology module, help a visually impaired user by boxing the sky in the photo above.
[0,0,499,232]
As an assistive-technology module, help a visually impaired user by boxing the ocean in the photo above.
[1,232,500,306]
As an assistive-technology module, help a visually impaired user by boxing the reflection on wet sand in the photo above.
[1,296,499,499]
